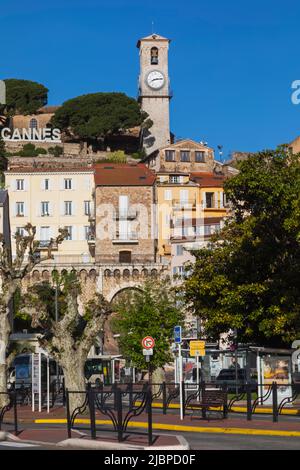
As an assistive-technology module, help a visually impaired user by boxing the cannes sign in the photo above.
[1,127,61,143]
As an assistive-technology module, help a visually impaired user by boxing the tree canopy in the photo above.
[51,92,149,140]
[112,280,184,371]
[4,79,48,115]
[184,147,300,347]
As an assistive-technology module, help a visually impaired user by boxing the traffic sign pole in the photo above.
[179,342,183,420]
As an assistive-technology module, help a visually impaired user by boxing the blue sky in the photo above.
[1,0,300,158]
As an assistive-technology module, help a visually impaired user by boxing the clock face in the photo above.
[146,70,165,90]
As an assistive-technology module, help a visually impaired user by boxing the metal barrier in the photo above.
[0,391,18,435]
[66,384,153,445]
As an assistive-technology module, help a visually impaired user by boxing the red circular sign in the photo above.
[142,336,155,350]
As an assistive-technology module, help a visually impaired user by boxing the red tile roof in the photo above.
[94,163,156,186]
[190,172,226,187]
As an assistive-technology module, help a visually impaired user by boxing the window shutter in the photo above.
[215,192,219,208]
[72,226,77,241]
[60,202,65,216]
[164,189,172,201]
[84,176,90,190]
[24,203,28,217]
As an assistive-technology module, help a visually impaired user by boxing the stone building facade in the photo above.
[93,162,157,265]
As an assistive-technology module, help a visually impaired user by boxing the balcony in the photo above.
[162,244,171,255]
[113,209,138,220]
[37,240,58,251]
[87,234,96,246]
[112,231,138,244]
[172,199,196,210]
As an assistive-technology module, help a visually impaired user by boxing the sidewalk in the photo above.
[4,405,300,438]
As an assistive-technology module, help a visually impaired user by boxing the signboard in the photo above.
[143,348,153,356]
[142,336,155,350]
[1,127,61,143]
[174,326,182,344]
[32,353,40,394]
[190,340,205,357]
[261,356,292,406]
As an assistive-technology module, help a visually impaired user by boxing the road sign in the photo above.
[142,336,155,350]
[190,340,206,357]
[143,348,153,356]
[174,325,182,344]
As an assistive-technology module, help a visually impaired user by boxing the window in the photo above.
[165,150,175,162]
[150,47,158,65]
[195,151,205,163]
[64,178,72,190]
[44,179,49,190]
[41,201,50,216]
[16,227,25,236]
[169,175,180,184]
[64,201,72,215]
[84,226,90,240]
[176,245,183,256]
[16,179,24,191]
[205,192,214,208]
[180,151,190,162]
[16,202,24,216]
[164,189,172,201]
[40,226,50,243]
[84,201,91,216]
[29,118,38,129]
[64,226,72,240]
[119,251,132,263]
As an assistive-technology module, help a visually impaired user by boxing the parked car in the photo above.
[216,368,257,393]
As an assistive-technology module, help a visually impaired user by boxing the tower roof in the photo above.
[137,33,170,48]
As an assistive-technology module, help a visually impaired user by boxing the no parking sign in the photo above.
[142,336,155,349]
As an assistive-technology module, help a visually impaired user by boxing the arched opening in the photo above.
[29,118,38,129]
[151,47,159,65]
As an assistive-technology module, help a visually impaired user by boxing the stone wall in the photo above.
[95,185,157,264]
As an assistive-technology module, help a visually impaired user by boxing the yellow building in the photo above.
[4,166,94,266]
[154,140,229,263]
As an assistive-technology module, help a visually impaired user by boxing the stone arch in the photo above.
[123,269,130,279]
[42,270,50,281]
[88,269,97,280]
[141,268,148,278]
[32,270,40,282]
[151,268,158,278]
[113,269,121,279]
[109,286,142,305]
[132,269,139,280]
[79,269,87,281]
[104,269,111,278]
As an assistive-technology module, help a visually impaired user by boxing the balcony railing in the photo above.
[112,231,138,243]
[38,240,58,250]
[113,209,138,220]
[172,199,196,210]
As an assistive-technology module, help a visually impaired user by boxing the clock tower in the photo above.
[137,33,171,154]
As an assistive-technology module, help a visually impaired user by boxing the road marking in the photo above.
[0,442,39,448]
[34,418,300,438]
